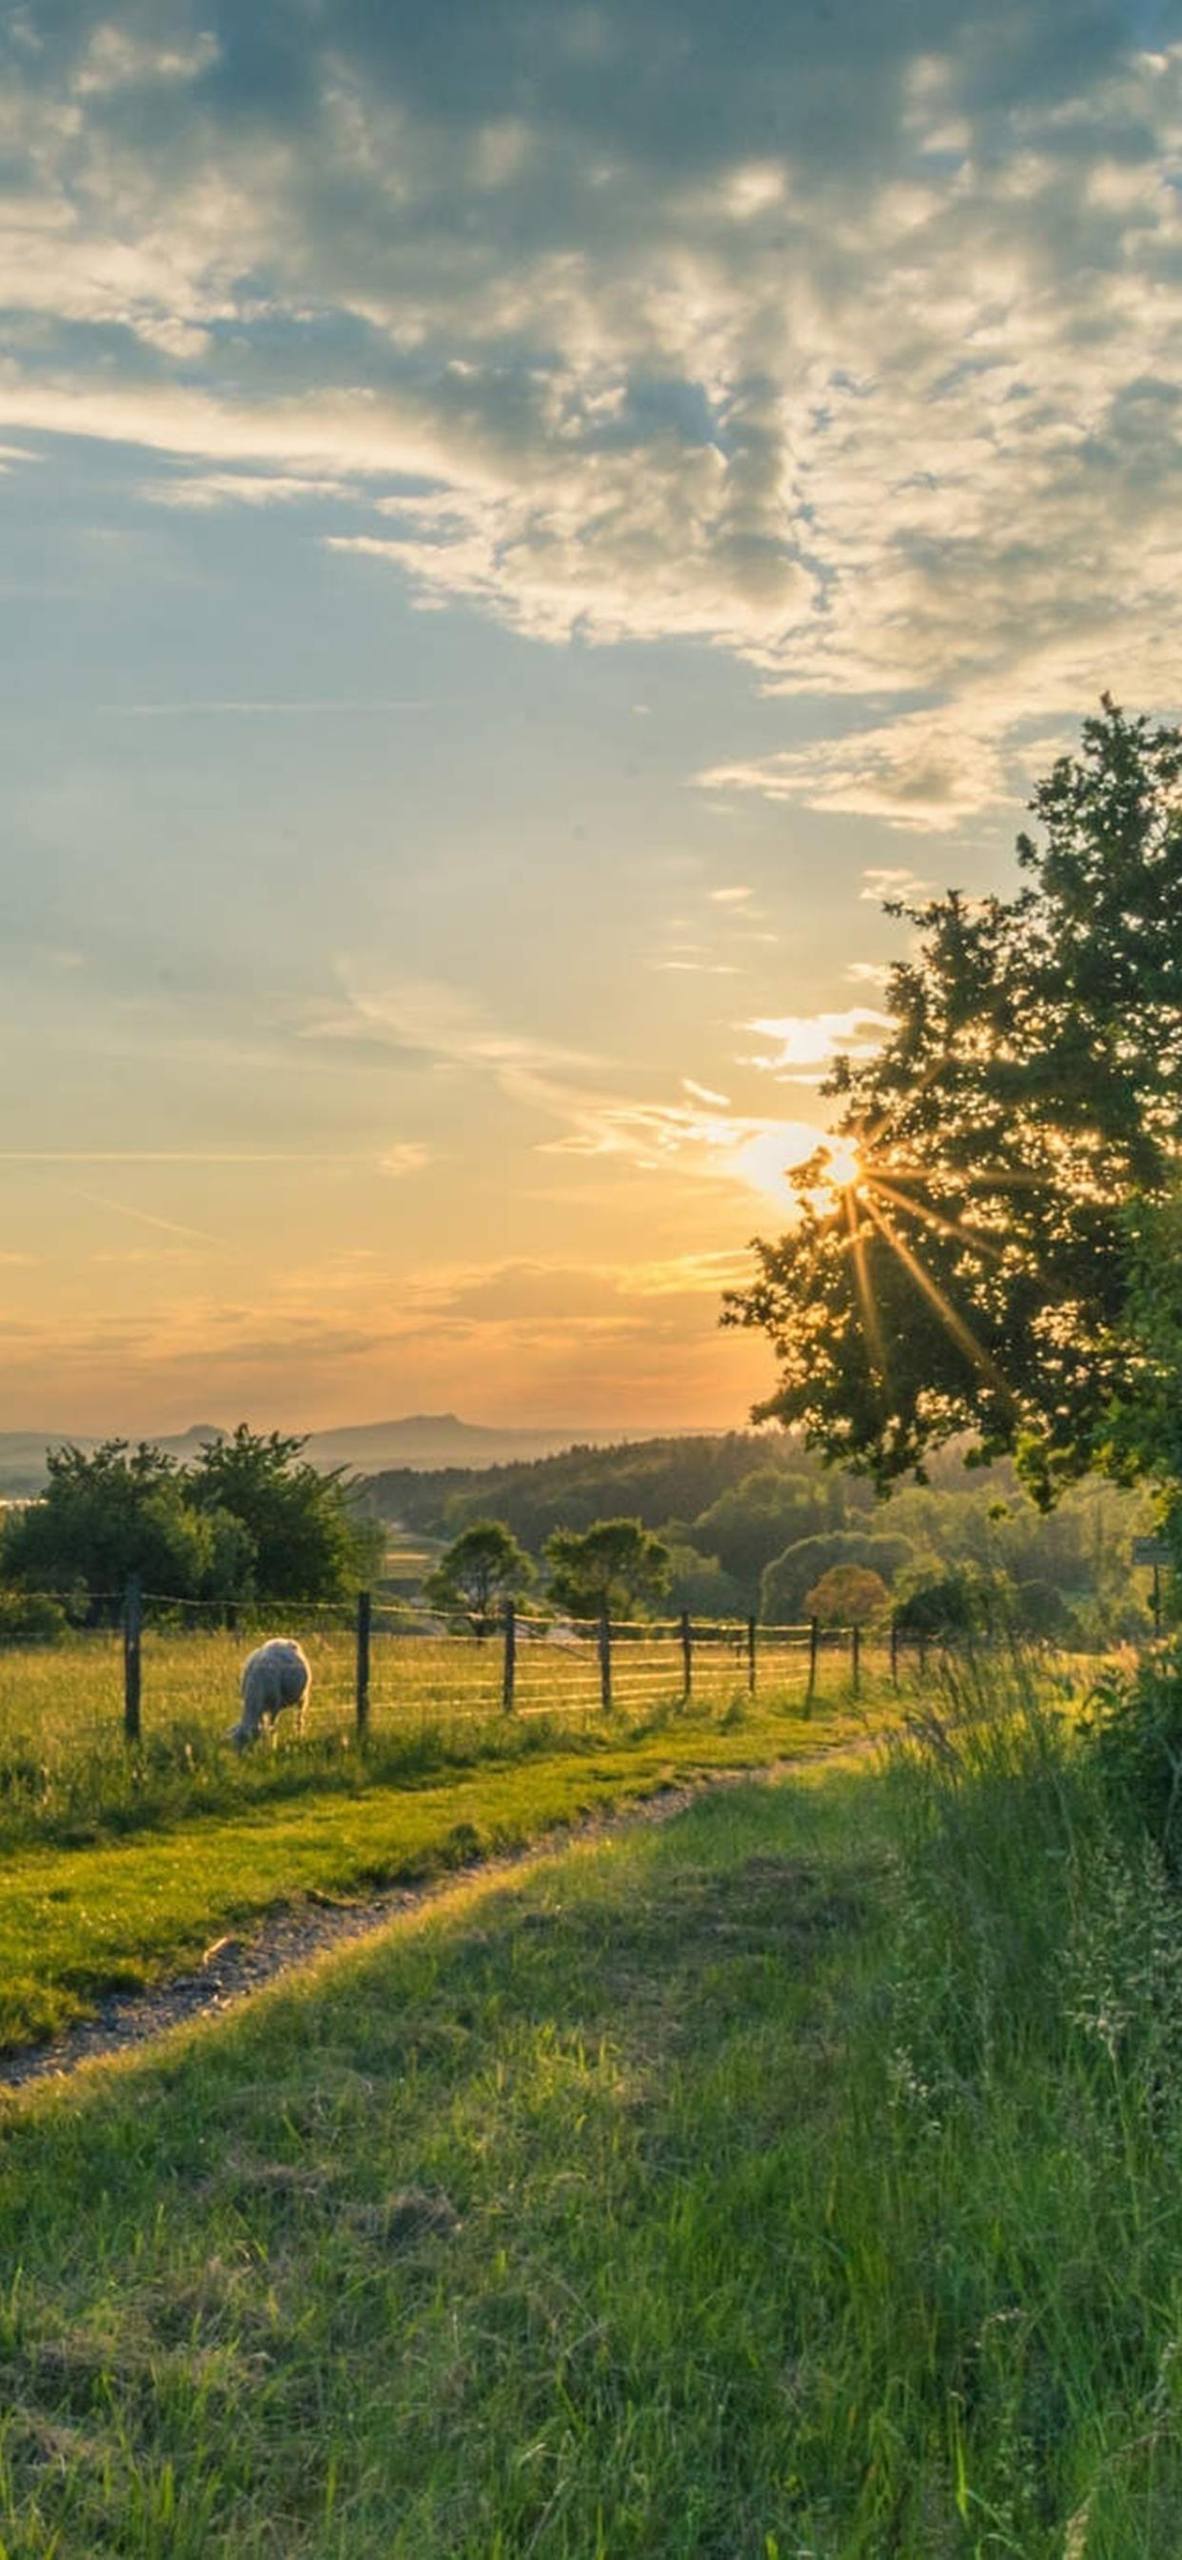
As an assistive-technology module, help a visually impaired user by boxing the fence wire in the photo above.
[0,1588,920,1788]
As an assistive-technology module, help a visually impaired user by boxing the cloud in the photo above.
[740,1006,894,1079]
[0,4,1176,814]
[318,973,830,1206]
[859,864,939,902]
[698,712,1013,832]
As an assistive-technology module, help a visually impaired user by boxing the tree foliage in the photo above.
[1,1427,379,1606]
[761,1530,916,1624]
[726,702,1182,1504]
[424,1520,533,1635]
[544,1518,672,1619]
[803,1564,890,1627]
[187,1426,377,1600]
[686,1466,835,1594]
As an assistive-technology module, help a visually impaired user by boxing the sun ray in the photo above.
[869,1174,1011,1267]
[861,1194,1016,1403]
[844,1188,888,1385]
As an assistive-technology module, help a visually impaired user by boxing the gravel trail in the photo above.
[0,1738,881,2093]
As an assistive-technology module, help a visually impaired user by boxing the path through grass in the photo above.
[0,1692,884,2050]
[5,1688,1182,2555]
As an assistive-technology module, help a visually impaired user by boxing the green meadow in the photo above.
[0,1628,893,2049]
[2,1670,1180,2556]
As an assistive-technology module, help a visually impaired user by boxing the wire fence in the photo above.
[0,1584,920,1771]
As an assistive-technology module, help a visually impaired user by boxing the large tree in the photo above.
[188,1425,380,1600]
[726,702,1182,1506]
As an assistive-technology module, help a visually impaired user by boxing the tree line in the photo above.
[0,1427,382,1628]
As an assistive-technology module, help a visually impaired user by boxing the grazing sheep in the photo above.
[227,1637,311,1751]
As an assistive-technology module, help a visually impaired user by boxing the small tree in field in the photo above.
[424,1520,533,1637]
[803,1564,890,1628]
[545,1518,671,1619]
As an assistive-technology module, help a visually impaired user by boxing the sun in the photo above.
[822,1137,863,1193]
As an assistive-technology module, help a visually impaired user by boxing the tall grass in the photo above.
[838,1649,1182,2550]
[2,1656,1179,2550]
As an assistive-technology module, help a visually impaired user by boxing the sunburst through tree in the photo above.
[725,702,1182,1504]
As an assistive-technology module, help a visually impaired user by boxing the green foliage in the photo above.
[365,1431,821,1545]
[761,1528,916,1623]
[892,1559,996,1638]
[2,1442,219,1604]
[423,1519,533,1634]
[1084,1641,1182,1873]
[662,1540,747,1619]
[687,1464,835,1594]
[0,1427,380,1607]
[727,701,1182,1504]
[803,1562,890,1626]
[0,1585,67,1641]
[189,1425,379,1600]
[545,1516,672,1617]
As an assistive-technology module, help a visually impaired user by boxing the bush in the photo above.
[803,1563,889,1628]
[0,1585,67,1641]
[761,1530,916,1623]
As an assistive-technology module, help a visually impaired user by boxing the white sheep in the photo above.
[227,1637,312,1751]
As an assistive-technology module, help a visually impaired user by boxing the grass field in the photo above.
[0,1615,861,1836]
[2,1674,1178,2556]
[0,1647,893,2050]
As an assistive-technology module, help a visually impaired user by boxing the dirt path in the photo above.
[0,1737,883,2094]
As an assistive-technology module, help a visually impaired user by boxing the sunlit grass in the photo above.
[0,1621,892,1851]
[3,1693,1182,2554]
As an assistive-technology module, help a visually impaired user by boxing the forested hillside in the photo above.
[363,1432,1158,1639]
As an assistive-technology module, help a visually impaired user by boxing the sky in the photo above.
[1,0,1179,1434]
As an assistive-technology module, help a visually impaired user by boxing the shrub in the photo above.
[761,1530,916,1622]
[803,1563,890,1627]
[0,1585,67,1641]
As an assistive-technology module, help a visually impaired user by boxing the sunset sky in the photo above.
[2,0,1179,1433]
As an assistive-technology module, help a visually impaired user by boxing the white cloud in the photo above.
[0,9,1177,817]
[859,864,939,902]
[316,973,830,1208]
[740,1006,894,1078]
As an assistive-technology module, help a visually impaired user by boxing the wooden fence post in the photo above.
[502,1600,517,1713]
[598,1604,613,1713]
[680,1609,693,1703]
[123,1576,142,1746]
[747,1615,757,1695]
[355,1589,372,1742]
[806,1614,819,1713]
[851,1621,861,1697]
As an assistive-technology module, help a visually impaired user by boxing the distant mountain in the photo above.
[0,1414,691,1497]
